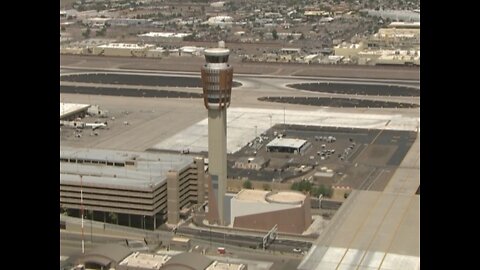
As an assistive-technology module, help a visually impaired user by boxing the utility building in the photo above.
[266,138,309,154]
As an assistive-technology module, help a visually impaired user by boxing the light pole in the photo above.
[90,210,93,244]
[80,175,85,254]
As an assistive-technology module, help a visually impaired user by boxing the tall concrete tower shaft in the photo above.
[201,46,233,226]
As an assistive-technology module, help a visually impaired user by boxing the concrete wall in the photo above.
[233,201,311,234]
[206,174,220,224]
[230,198,296,225]
[167,170,180,225]
[208,109,228,225]
[226,179,290,193]
[194,157,206,205]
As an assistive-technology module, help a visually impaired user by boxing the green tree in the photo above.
[60,204,69,216]
[316,184,333,198]
[272,29,278,40]
[108,212,118,224]
[326,185,333,197]
[291,182,300,190]
[96,27,106,37]
[243,180,253,189]
[82,27,91,38]
[291,180,313,193]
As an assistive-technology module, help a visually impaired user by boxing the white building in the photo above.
[205,16,234,26]
[92,43,155,57]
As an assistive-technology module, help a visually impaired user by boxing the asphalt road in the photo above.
[60,85,203,98]
[60,55,420,81]
[258,96,420,108]
[176,226,312,253]
[61,73,243,88]
[60,68,420,107]
[287,82,420,96]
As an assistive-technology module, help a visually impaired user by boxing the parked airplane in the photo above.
[85,122,108,130]
[60,121,107,130]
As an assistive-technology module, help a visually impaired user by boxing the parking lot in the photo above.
[228,124,417,192]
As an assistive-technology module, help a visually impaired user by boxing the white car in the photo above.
[293,248,302,253]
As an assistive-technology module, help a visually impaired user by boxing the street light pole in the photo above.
[80,175,85,254]
[90,211,93,243]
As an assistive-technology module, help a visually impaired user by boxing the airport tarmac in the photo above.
[60,92,419,152]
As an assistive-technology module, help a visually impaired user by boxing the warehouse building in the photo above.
[92,43,156,57]
[60,147,206,230]
[233,157,269,170]
[266,138,309,154]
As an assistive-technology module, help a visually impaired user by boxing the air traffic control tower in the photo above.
[201,42,233,226]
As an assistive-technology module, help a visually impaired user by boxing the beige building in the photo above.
[367,28,420,50]
[334,42,365,59]
[92,43,155,57]
[233,157,268,170]
[146,48,166,58]
[60,147,206,229]
[357,49,420,66]
[229,189,312,234]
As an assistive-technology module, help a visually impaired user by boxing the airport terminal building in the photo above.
[60,147,206,230]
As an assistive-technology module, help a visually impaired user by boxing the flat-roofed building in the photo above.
[60,147,206,229]
[74,246,248,270]
[233,157,269,170]
[388,21,420,29]
[162,253,213,270]
[60,103,91,120]
[168,237,191,251]
[205,261,248,270]
[118,252,171,270]
[266,137,309,154]
[230,189,311,234]
[74,244,132,270]
[334,42,364,58]
[92,43,155,57]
